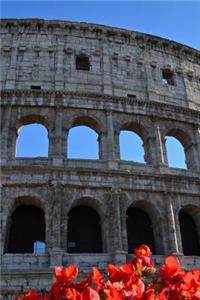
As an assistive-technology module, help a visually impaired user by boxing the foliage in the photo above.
[15,245,200,300]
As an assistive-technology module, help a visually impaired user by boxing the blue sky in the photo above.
[2,1,196,168]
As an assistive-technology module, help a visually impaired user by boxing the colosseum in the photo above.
[0,18,200,299]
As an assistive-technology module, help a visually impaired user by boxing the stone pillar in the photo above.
[5,46,18,89]
[48,181,64,268]
[192,126,200,171]
[105,111,119,169]
[0,106,12,162]
[55,42,64,90]
[109,188,126,264]
[49,101,65,165]
[106,111,115,159]
[102,47,113,95]
[164,192,181,255]
[0,188,7,256]
[153,119,168,166]
[121,213,128,253]
[145,64,158,102]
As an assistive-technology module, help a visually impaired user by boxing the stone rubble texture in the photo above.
[0,19,200,299]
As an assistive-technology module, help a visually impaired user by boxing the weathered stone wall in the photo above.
[0,19,200,299]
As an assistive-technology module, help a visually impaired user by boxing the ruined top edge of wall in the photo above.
[0,18,199,57]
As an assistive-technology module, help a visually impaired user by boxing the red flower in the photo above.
[15,289,42,300]
[159,256,185,284]
[180,270,200,299]
[92,267,104,292]
[134,245,152,257]
[81,287,100,300]
[124,274,145,299]
[55,265,78,284]
[107,263,135,283]
[103,283,124,300]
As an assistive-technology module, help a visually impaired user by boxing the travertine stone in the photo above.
[0,19,200,299]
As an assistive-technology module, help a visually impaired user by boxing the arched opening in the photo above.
[126,207,155,254]
[179,210,200,256]
[165,136,187,169]
[7,205,45,253]
[120,130,145,163]
[67,205,102,253]
[16,124,48,157]
[67,125,99,159]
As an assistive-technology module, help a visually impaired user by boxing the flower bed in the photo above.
[15,245,200,300]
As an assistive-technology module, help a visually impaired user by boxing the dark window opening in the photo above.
[179,211,200,256]
[67,206,102,253]
[7,205,45,253]
[162,69,174,85]
[76,55,90,71]
[127,94,136,99]
[126,207,156,254]
[30,85,41,90]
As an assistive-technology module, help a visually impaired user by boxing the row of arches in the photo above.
[5,203,200,256]
[16,123,187,169]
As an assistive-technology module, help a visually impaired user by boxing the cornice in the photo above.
[1,89,200,122]
[1,163,200,184]
[0,19,199,63]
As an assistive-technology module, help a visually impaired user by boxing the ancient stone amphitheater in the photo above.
[0,19,200,299]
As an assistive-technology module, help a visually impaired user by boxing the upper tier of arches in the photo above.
[11,113,199,171]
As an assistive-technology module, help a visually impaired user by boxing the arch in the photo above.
[7,193,45,217]
[16,123,49,157]
[67,125,99,159]
[120,130,145,163]
[179,205,200,256]
[15,115,49,158]
[69,116,102,134]
[119,122,148,163]
[126,206,156,254]
[7,204,45,253]
[16,115,48,131]
[165,136,187,169]
[164,127,194,169]
[67,205,102,253]
[69,196,105,217]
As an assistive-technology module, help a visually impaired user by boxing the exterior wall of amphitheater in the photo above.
[0,19,200,298]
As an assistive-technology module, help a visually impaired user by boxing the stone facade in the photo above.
[0,19,200,299]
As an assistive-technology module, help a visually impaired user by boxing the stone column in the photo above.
[192,126,200,172]
[5,46,18,89]
[49,100,65,166]
[0,188,7,256]
[48,181,64,268]
[164,192,181,255]
[102,47,113,95]
[145,64,158,102]
[55,42,64,90]
[109,188,126,264]
[0,106,12,162]
[105,110,119,168]
[152,119,168,166]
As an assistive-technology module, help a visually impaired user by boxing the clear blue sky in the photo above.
[2,1,195,168]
